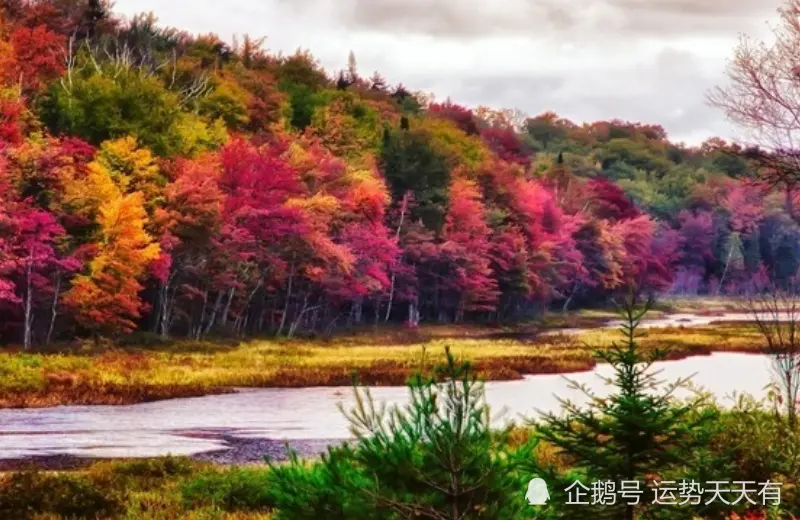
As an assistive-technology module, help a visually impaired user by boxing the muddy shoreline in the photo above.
[0,433,344,471]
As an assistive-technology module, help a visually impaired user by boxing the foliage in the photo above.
[0,0,792,345]
[381,123,451,231]
[64,191,159,337]
[266,347,537,519]
[0,392,798,519]
[0,471,122,519]
[181,467,274,512]
[7,23,65,94]
[537,295,710,519]
[265,450,379,520]
[40,63,225,156]
[712,394,800,516]
[0,2,795,516]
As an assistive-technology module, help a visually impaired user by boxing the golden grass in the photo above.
[656,295,744,314]
[573,322,766,356]
[0,303,771,409]
[0,336,595,408]
[540,295,740,327]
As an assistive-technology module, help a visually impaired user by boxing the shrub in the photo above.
[112,456,196,480]
[40,65,225,157]
[181,468,274,512]
[265,450,378,520]
[0,471,121,519]
[90,456,198,492]
[116,331,174,349]
[710,395,800,516]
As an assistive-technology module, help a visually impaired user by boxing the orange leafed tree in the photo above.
[65,191,159,338]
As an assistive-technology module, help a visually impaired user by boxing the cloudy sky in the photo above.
[113,0,783,145]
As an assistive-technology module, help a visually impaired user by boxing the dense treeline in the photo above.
[0,1,795,346]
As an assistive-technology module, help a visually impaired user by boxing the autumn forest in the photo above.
[0,0,788,351]
[6,1,800,519]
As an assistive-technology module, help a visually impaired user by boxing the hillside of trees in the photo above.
[0,0,793,346]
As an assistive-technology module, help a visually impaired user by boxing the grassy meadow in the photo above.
[0,297,768,408]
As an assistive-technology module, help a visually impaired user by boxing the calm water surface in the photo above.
[0,313,783,460]
[0,352,776,460]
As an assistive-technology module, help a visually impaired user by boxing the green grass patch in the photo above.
[0,458,274,520]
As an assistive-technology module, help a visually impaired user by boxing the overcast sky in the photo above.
[113,0,783,145]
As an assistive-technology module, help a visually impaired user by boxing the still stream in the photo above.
[0,314,779,463]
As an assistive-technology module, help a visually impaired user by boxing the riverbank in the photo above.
[0,296,754,408]
[0,310,767,409]
[1,353,790,520]
[0,351,773,464]
[0,333,594,408]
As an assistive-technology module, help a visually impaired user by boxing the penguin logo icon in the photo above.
[526,478,550,505]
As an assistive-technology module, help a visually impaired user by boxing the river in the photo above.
[0,313,782,464]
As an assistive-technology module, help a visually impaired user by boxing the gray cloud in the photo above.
[614,0,769,17]
[275,0,779,39]
[112,0,778,144]
[424,47,731,143]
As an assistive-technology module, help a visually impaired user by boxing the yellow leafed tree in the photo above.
[65,191,160,338]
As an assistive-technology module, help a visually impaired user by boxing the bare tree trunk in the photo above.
[277,262,295,337]
[195,289,208,340]
[151,290,162,333]
[235,276,264,335]
[158,272,176,339]
[256,298,267,333]
[562,282,580,313]
[455,297,464,324]
[158,282,167,337]
[717,248,734,296]
[46,272,61,345]
[220,286,236,331]
[325,313,341,334]
[743,285,800,426]
[23,260,33,351]
[384,273,397,323]
[408,300,419,327]
[203,290,224,336]
[384,193,408,323]
[718,234,745,296]
[310,306,321,334]
[288,292,310,338]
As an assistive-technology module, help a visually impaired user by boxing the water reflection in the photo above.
[0,352,774,460]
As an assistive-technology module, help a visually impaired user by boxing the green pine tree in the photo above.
[266,347,538,519]
[82,0,111,39]
[536,294,707,520]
